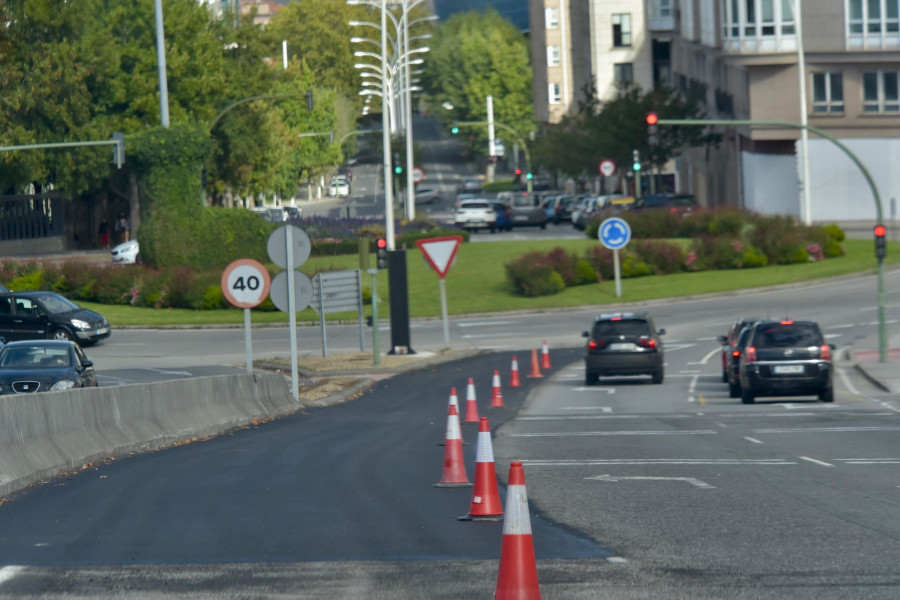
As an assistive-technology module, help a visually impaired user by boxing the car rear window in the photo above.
[460,202,490,209]
[752,324,822,348]
[593,319,652,337]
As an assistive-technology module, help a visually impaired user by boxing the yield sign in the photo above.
[415,235,462,279]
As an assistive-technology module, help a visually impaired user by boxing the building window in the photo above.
[612,14,632,47]
[547,45,560,67]
[849,0,900,34]
[722,0,795,38]
[614,63,634,84]
[863,71,900,112]
[545,7,559,29]
[812,72,844,114]
[659,0,673,18]
[548,83,562,104]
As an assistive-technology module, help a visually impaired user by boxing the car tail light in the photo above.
[819,345,831,360]
[745,346,757,363]
[731,350,741,358]
[589,339,608,350]
[636,338,657,349]
[780,320,794,325]
[555,206,562,212]
[611,317,622,321]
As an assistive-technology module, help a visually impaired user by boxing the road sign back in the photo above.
[415,236,462,278]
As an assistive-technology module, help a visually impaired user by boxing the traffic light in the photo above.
[646,112,659,145]
[526,172,533,180]
[376,237,388,269]
[632,149,641,172]
[450,123,459,134]
[875,224,887,260]
[515,168,522,176]
[394,164,403,175]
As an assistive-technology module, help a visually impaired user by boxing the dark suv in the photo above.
[738,320,834,404]
[582,313,665,385]
[718,316,759,382]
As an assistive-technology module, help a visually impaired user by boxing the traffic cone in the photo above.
[434,403,472,488]
[495,461,541,599]
[527,348,543,378]
[459,417,503,521]
[464,377,480,423]
[541,340,551,369]
[490,369,504,408]
[439,387,460,446]
[509,355,521,388]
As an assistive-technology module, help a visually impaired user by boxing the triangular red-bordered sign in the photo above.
[415,235,462,279]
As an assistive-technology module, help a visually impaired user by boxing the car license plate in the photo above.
[514,215,528,221]
[609,342,633,351]
[96,327,109,335]
[773,365,804,374]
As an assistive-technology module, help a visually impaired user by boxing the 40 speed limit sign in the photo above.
[221,258,272,309]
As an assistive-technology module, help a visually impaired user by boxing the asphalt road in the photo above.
[1,270,899,598]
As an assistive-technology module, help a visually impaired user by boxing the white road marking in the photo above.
[517,411,620,419]
[689,347,722,365]
[586,474,715,489]
[836,366,861,396]
[799,456,834,467]
[754,426,900,434]
[606,557,628,564]
[835,458,900,464]
[457,320,519,327]
[688,375,699,394]
[573,387,615,394]
[0,566,23,586]
[522,458,794,465]
[146,368,192,376]
[744,437,764,444]
[459,332,518,339]
[680,370,703,374]
[781,403,838,410]
[511,430,717,438]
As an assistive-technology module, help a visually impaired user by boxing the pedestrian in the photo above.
[98,217,110,249]
[115,212,129,244]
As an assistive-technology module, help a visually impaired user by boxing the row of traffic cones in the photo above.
[433,343,552,599]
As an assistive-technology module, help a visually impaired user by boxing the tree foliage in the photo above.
[422,9,534,160]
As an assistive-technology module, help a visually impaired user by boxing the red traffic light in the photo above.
[646,112,659,125]
[874,225,887,237]
[515,168,522,176]
[376,237,387,249]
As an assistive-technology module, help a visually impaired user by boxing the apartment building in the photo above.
[674,0,900,221]
[531,1,674,123]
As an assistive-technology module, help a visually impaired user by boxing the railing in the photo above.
[0,194,65,241]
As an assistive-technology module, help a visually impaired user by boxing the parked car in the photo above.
[507,192,548,229]
[489,200,513,232]
[454,199,497,232]
[457,178,482,194]
[717,317,760,382]
[414,187,442,205]
[573,195,617,230]
[630,193,697,217]
[582,312,666,385]
[111,240,139,265]
[738,320,834,404]
[283,205,302,219]
[608,196,636,211]
[328,176,351,197]
[455,193,479,208]
[0,291,111,345]
[0,340,97,394]
[544,194,577,224]
[338,165,353,182]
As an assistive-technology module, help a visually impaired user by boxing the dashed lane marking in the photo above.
[799,456,834,467]
[0,566,24,587]
[511,430,717,438]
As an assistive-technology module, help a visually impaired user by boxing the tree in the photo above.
[422,9,534,162]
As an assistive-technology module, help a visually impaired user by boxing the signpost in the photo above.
[221,259,271,374]
[267,225,312,403]
[412,166,425,184]
[599,217,632,298]
[598,159,615,177]
[415,236,462,344]
[311,269,365,356]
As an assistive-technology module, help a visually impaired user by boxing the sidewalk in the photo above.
[847,333,900,395]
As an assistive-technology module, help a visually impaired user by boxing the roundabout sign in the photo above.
[598,217,632,298]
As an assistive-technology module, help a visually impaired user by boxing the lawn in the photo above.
[79,237,896,327]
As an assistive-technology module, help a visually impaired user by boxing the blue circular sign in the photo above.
[598,217,631,250]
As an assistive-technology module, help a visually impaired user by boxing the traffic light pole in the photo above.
[453,120,532,193]
[660,117,888,362]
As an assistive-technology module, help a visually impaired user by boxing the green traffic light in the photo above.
[633,163,642,171]
[526,173,532,180]
[451,127,459,134]
[394,166,402,174]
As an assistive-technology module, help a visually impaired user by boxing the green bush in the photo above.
[692,235,743,270]
[741,246,769,268]
[585,245,616,280]
[7,270,44,291]
[621,255,654,278]
[633,240,686,274]
[824,239,844,258]
[505,253,566,297]
[822,223,845,242]
[574,260,599,284]
[542,247,581,286]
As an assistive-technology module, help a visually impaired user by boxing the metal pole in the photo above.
[439,277,449,344]
[368,269,381,367]
[153,0,170,128]
[380,0,395,249]
[613,249,622,298]
[243,308,252,374]
[795,0,812,225]
[403,1,416,221]
[487,95,496,184]
[357,269,366,351]
[286,227,299,402]
[282,40,288,70]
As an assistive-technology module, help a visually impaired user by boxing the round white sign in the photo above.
[221,259,272,309]
[269,270,314,314]
[599,159,616,177]
[412,166,425,184]
[267,225,311,270]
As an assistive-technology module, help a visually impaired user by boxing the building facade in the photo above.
[673,0,900,221]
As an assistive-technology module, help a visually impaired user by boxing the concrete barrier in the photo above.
[0,372,298,499]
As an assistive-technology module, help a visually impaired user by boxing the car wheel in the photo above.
[722,369,728,383]
[651,368,664,384]
[728,381,741,398]
[584,370,598,386]
[50,328,74,343]
[819,387,834,403]
[540,222,546,230]
[741,387,755,404]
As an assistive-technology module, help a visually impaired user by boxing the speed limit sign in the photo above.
[221,259,272,309]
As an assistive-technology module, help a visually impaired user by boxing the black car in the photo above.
[0,291,111,345]
[0,339,98,394]
[726,322,757,398]
[718,317,759,382]
[738,320,834,404]
[583,312,665,385]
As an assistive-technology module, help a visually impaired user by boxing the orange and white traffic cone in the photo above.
[527,348,543,378]
[464,377,480,423]
[439,387,461,446]
[509,355,521,388]
[490,369,504,408]
[459,417,503,521]
[495,461,541,599]
[434,403,472,488]
[541,340,551,369]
